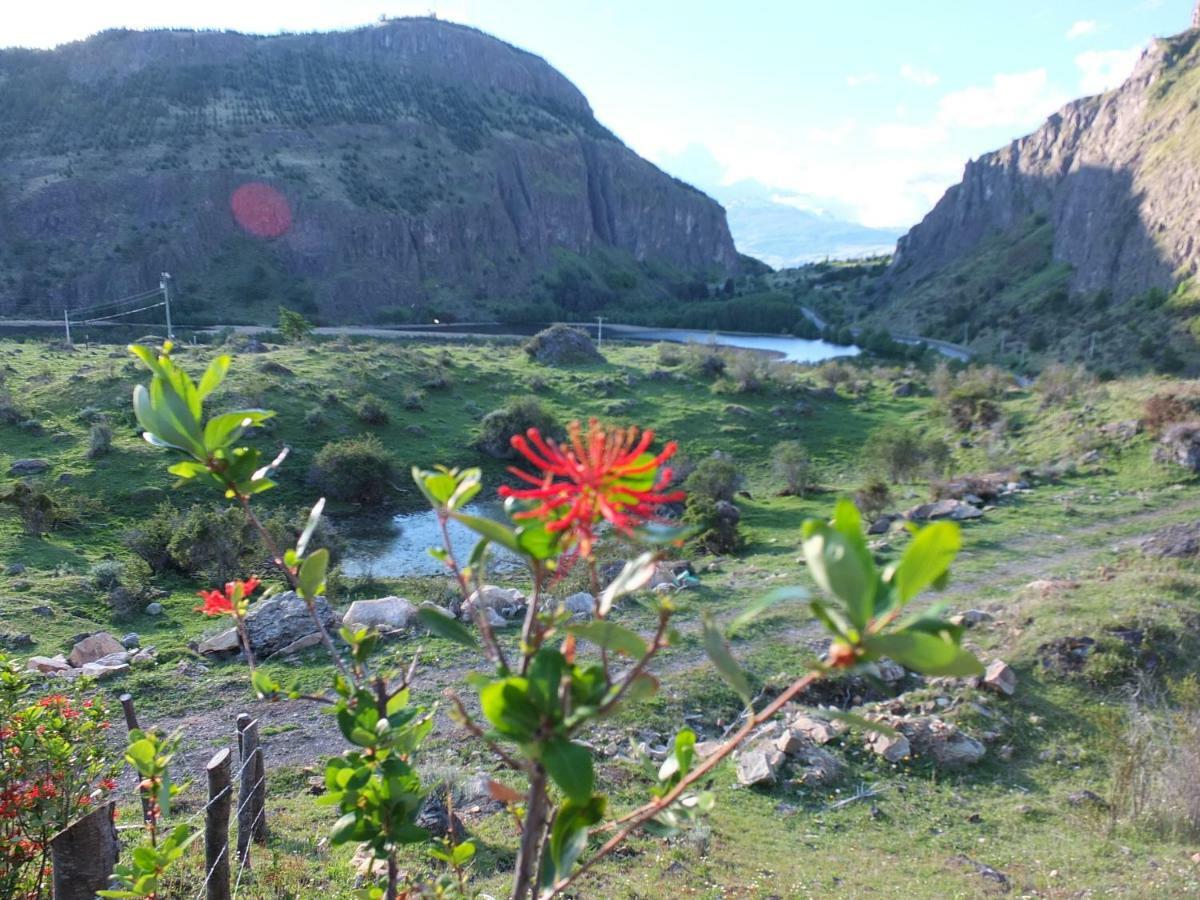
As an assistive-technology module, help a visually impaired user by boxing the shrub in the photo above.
[863,426,927,484]
[655,342,685,366]
[683,343,726,379]
[167,503,249,584]
[303,406,326,428]
[0,483,71,535]
[278,305,314,343]
[1142,393,1199,436]
[816,361,853,390]
[355,394,389,426]
[684,455,743,504]
[722,351,771,394]
[402,389,426,411]
[772,441,813,496]
[123,501,178,573]
[684,493,742,554]
[309,434,396,505]
[854,478,891,520]
[1035,363,1095,408]
[86,421,112,459]
[90,559,125,593]
[477,398,561,459]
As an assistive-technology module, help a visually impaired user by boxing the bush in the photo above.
[278,306,314,343]
[772,441,813,496]
[123,501,178,573]
[683,343,726,379]
[1035,363,1095,408]
[402,389,426,411]
[863,426,939,484]
[683,493,742,554]
[167,503,250,584]
[684,455,743,504]
[86,421,112,459]
[721,351,771,394]
[476,398,561,459]
[355,394,389,426]
[0,483,73,535]
[303,406,326,428]
[854,478,891,520]
[655,342,685,367]
[1142,393,1199,436]
[90,560,125,593]
[309,434,396,505]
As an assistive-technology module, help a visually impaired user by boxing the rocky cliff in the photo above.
[888,29,1200,303]
[0,19,738,322]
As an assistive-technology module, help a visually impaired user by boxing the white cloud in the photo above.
[805,119,856,146]
[936,68,1069,129]
[1075,44,1143,95]
[899,64,939,87]
[1065,19,1098,40]
[872,122,946,152]
[846,72,879,87]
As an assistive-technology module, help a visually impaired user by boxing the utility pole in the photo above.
[63,307,72,347]
[596,315,605,348]
[160,272,174,339]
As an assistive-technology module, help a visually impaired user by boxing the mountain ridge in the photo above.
[0,18,738,323]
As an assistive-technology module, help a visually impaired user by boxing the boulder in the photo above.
[121,633,140,649]
[787,713,845,745]
[867,514,899,535]
[981,659,1017,697]
[562,592,595,617]
[931,733,986,768]
[1155,422,1200,472]
[9,459,49,476]
[736,747,784,786]
[67,632,125,667]
[1139,522,1200,559]
[4,563,26,576]
[242,592,340,657]
[27,655,71,674]
[0,632,33,649]
[78,661,129,680]
[867,731,910,763]
[875,659,906,683]
[949,609,994,627]
[343,597,418,631]
[791,745,843,787]
[523,324,603,366]
[197,627,240,655]
[267,632,324,659]
[484,607,511,628]
[462,585,526,622]
[145,602,164,616]
[907,499,983,521]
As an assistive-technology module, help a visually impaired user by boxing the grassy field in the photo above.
[3,333,1200,897]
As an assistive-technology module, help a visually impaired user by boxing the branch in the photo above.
[445,690,525,773]
[547,669,823,897]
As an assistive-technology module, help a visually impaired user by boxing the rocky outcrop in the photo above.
[0,19,737,321]
[887,29,1200,302]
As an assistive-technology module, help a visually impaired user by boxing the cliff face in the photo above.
[888,30,1200,301]
[0,19,737,321]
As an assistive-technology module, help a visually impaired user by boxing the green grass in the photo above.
[4,333,1200,896]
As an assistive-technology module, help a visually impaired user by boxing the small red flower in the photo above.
[196,577,260,616]
[498,419,684,558]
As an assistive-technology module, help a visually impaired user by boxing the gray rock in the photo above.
[524,324,603,366]
[875,659,906,683]
[736,748,784,786]
[145,602,164,616]
[77,661,129,680]
[267,632,324,659]
[343,596,418,631]
[121,633,140,649]
[1156,422,1200,473]
[1,632,33,648]
[9,459,49,476]
[791,745,843,787]
[867,731,911,763]
[26,654,71,674]
[462,585,526,622]
[4,563,26,576]
[788,713,846,745]
[932,733,986,768]
[67,632,125,667]
[30,606,53,617]
[562,592,595,617]
[982,659,1017,697]
[1139,522,1200,559]
[242,592,340,657]
[907,499,983,521]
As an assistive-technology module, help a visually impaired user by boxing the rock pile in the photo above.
[27,630,156,680]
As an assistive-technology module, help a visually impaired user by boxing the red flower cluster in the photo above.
[498,419,684,557]
[196,577,260,616]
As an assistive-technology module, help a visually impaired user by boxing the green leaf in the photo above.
[728,585,808,636]
[541,737,594,804]
[479,678,540,741]
[620,672,659,703]
[203,410,273,454]
[863,632,983,677]
[330,811,360,844]
[197,354,230,399]
[702,614,751,705]
[528,650,566,716]
[450,511,521,554]
[515,517,562,561]
[125,738,156,774]
[297,549,329,600]
[889,521,960,606]
[542,795,605,889]
[801,509,876,631]
[567,621,647,658]
[452,842,476,866]
[598,552,658,616]
[415,607,478,648]
[252,670,281,698]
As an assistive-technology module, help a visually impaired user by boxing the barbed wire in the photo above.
[230,802,268,899]
[76,301,166,325]
[68,287,162,316]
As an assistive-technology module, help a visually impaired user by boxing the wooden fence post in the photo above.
[50,801,118,900]
[236,714,268,864]
[119,692,152,823]
[205,748,232,900]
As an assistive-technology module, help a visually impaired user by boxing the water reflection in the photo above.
[341,501,522,578]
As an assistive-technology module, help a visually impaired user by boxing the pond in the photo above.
[339,502,524,578]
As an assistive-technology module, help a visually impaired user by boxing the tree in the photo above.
[278,305,314,343]
[772,440,813,496]
[863,425,926,484]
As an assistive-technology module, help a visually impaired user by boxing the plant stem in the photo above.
[518,562,545,676]
[512,765,548,900]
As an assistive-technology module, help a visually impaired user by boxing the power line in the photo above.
[69,287,162,315]
[76,300,166,325]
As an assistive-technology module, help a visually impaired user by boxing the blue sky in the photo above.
[4,1,1190,228]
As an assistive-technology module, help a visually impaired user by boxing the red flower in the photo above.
[498,419,684,557]
[196,577,260,616]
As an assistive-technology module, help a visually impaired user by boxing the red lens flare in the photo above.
[230,182,293,239]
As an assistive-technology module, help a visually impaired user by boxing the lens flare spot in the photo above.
[230,182,292,239]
